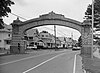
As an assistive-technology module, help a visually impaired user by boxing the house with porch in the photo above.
[39,31,61,48]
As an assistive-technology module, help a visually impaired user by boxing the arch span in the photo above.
[19,11,82,34]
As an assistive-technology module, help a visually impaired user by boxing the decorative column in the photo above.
[81,20,100,73]
[81,20,92,58]
[10,18,25,54]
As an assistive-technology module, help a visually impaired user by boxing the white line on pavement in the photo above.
[0,50,67,66]
[73,53,77,73]
[23,52,66,73]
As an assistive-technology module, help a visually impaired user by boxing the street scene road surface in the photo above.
[0,49,83,73]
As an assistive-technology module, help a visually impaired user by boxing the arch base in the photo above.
[10,45,25,54]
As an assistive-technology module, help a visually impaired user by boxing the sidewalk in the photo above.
[0,50,8,55]
[93,48,100,59]
[0,49,53,56]
[0,49,65,56]
[82,48,100,73]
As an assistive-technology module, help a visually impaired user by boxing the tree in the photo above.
[0,0,14,17]
[0,0,14,27]
[78,36,82,47]
[85,0,100,28]
[85,0,100,44]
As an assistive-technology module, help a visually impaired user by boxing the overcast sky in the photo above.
[3,0,92,40]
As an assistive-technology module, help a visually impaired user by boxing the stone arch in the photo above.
[20,12,82,35]
[21,19,82,35]
[10,12,92,57]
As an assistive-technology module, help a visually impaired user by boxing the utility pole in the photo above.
[54,25,56,49]
[71,32,73,48]
[71,32,73,40]
[91,0,94,58]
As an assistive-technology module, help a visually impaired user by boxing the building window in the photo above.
[46,35,48,37]
[8,34,10,37]
[0,40,1,42]
[42,35,44,37]
[6,40,11,45]
[47,43,50,46]
[35,42,37,45]
[29,37,33,40]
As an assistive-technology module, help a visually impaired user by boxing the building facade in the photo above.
[25,28,40,49]
[39,31,61,48]
[58,37,77,48]
[0,23,12,50]
[39,31,53,48]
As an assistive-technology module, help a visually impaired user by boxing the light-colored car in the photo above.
[27,45,37,50]
[72,47,81,51]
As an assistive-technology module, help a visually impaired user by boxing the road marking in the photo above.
[73,53,77,73]
[0,50,67,66]
[23,52,66,73]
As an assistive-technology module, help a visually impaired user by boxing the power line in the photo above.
[43,26,68,37]
[10,13,27,20]
[44,27,65,36]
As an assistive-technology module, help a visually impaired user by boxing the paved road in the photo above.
[0,49,83,73]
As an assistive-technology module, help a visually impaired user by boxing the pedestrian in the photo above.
[18,43,20,53]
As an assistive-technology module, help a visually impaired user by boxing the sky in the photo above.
[3,0,92,40]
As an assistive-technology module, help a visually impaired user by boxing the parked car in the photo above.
[72,47,81,51]
[37,41,44,49]
[31,45,37,50]
[27,45,37,50]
